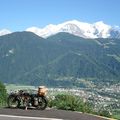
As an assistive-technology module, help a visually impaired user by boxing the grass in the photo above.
[112,115,120,120]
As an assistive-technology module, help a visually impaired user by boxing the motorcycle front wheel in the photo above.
[37,96,48,110]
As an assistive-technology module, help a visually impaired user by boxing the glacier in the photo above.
[26,20,120,39]
[1,20,120,39]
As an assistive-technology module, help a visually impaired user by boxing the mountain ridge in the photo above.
[26,20,115,38]
[1,20,120,39]
[0,31,120,87]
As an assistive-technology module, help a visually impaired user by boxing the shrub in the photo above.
[48,94,93,113]
[98,108,112,118]
[0,82,7,107]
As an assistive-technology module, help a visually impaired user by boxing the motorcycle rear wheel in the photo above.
[37,96,48,110]
[7,96,20,108]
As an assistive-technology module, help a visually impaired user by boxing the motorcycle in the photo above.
[7,87,48,110]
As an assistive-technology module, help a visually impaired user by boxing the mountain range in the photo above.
[0,20,120,39]
[0,31,120,87]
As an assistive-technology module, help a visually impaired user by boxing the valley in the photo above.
[5,83,120,119]
[0,31,120,119]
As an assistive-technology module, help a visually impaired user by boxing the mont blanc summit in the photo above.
[0,20,120,38]
[26,20,120,39]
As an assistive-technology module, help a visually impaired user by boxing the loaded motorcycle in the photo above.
[7,86,48,110]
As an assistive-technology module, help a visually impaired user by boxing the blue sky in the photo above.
[0,0,120,31]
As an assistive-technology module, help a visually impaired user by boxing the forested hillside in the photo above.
[0,32,120,87]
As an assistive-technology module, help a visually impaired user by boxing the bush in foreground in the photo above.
[98,109,112,118]
[48,94,113,118]
[48,94,93,113]
[0,82,7,107]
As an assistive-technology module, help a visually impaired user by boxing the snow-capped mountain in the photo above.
[26,20,120,39]
[1,20,120,39]
[0,29,11,36]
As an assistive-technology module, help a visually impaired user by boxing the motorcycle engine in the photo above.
[34,97,38,106]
